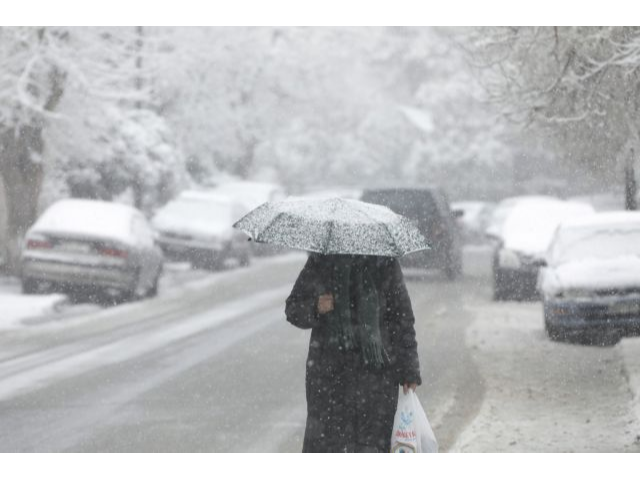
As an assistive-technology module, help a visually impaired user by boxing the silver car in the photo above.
[21,199,164,300]
[151,191,251,270]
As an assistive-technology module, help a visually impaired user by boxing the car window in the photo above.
[361,190,439,226]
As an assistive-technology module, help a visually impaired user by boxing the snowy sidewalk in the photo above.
[449,298,640,452]
[0,277,67,330]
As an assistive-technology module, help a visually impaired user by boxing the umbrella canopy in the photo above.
[233,197,430,257]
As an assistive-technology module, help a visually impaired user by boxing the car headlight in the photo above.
[498,248,521,269]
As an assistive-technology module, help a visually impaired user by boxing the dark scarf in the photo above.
[325,256,386,369]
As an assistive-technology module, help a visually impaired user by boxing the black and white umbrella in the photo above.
[233,197,430,257]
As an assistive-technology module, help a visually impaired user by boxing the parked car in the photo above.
[540,212,640,343]
[151,191,250,269]
[451,200,495,244]
[490,198,595,301]
[213,180,286,213]
[360,187,463,279]
[485,195,559,240]
[20,199,164,300]
[212,181,286,256]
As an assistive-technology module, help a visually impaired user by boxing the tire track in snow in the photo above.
[0,286,291,402]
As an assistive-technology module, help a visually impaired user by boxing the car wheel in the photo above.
[444,263,459,281]
[204,256,223,271]
[119,267,142,303]
[544,315,564,341]
[239,250,251,267]
[21,278,41,294]
[545,323,560,341]
[444,250,462,281]
[493,273,509,301]
[147,273,160,298]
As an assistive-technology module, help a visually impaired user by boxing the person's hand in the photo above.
[403,383,417,394]
[317,293,334,314]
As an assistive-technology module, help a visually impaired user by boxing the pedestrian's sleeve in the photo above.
[387,260,422,385]
[285,256,323,330]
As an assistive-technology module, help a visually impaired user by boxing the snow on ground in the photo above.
[0,252,306,332]
[462,243,493,278]
[620,337,640,429]
[0,285,292,402]
[450,297,640,452]
[0,277,66,330]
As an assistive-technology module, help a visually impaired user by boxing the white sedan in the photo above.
[21,199,164,301]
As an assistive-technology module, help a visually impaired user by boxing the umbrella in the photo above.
[233,197,430,257]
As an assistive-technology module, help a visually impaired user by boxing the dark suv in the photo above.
[360,187,462,279]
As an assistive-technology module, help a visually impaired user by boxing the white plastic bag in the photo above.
[390,389,438,453]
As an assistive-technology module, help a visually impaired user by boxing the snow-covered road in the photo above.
[0,247,639,452]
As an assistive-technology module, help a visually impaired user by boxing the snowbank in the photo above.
[450,299,640,452]
[0,291,67,330]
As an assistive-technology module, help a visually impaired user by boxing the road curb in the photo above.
[620,337,640,423]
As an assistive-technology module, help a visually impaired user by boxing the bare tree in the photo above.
[464,26,640,206]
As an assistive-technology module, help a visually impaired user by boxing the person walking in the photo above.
[286,253,422,453]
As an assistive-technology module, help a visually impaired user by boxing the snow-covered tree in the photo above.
[0,27,185,272]
[464,27,640,205]
[0,27,68,271]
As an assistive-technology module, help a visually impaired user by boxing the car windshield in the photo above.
[550,226,640,265]
[500,201,594,254]
[361,190,438,225]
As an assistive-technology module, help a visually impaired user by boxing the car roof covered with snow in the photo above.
[212,181,286,212]
[500,199,595,256]
[29,199,141,245]
[177,190,235,204]
[556,211,640,231]
[485,195,561,238]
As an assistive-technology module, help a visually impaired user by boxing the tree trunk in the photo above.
[625,149,638,211]
[132,25,145,209]
[0,29,66,274]
[0,126,45,274]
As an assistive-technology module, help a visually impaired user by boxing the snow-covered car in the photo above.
[151,191,250,269]
[212,181,286,256]
[540,212,640,342]
[491,198,595,301]
[20,199,164,300]
[451,200,495,244]
[485,195,559,240]
[300,187,363,200]
[212,181,286,213]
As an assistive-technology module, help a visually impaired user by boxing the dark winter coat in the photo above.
[285,254,422,452]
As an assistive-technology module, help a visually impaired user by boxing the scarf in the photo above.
[325,255,387,369]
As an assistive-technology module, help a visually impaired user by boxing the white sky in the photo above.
[1,1,633,27]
